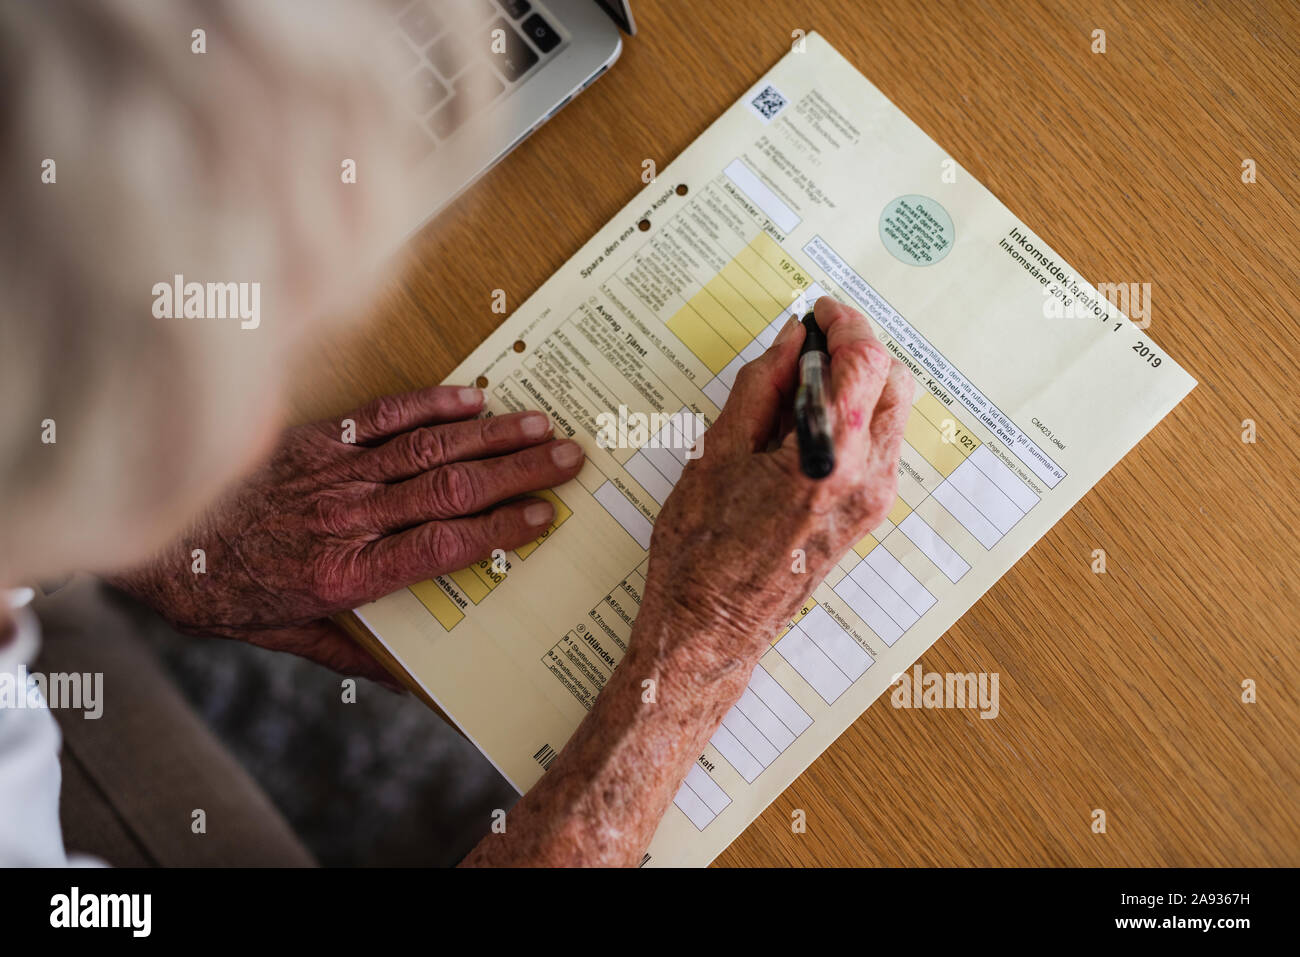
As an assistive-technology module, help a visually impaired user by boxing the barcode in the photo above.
[750,84,788,120]
[532,743,557,770]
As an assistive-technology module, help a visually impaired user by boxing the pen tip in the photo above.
[801,451,835,479]
[800,312,828,356]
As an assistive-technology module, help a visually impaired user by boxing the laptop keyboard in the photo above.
[387,0,567,157]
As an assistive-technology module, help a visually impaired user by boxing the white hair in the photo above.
[0,0,416,583]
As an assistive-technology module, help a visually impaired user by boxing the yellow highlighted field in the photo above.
[773,600,816,646]
[912,391,953,429]
[471,560,505,590]
[904,408,969,477]
[852,499,911,559]
[853,533,878,559]
[414,490,574,629]
[409,579,465,630]
[666,305,734,374]
[516,488,573,559]
[449,566,492,604]
[698,276,763,350]
[716,262,778,335]
[737,232,801,302]
[665,232,809,375]
[908,392,982,475]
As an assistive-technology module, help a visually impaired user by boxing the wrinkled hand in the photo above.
[106,386,585,683]
[640,297,912,668]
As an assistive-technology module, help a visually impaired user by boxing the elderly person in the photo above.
[0,0,908,867]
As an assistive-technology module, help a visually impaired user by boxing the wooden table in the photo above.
[302,0,1300,865]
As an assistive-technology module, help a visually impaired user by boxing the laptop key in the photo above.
[410,68,449,114]
[485,18,538,82]
[399,2,445,45]
[500,0,531,18]
[389,33,419,74]
[427,61,505,139]
[429,32,470,80]
[520,13,560,53]
[456,59,506,110]
[427,101,464,140]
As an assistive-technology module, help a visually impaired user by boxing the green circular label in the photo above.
[879,195,954,265]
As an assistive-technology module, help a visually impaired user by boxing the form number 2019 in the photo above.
[1132,340,1163,367]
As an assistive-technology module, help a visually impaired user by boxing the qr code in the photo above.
[750,84,788,121]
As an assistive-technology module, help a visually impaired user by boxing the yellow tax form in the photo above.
[356,32,1195,866]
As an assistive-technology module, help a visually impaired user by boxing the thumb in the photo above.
[708,314,805,457]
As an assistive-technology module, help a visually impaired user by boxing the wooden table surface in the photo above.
[298,0,1300,865]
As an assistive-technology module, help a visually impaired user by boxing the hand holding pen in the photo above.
[794,310,836,478]
[639,295,913,659]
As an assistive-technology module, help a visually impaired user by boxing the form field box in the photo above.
[948,456,1024,533]
[709,723,765,783]
[775,625,852,704]
[933,480,1002,548]
[594,481,653,549]
[747,663,813,735]
[849,561,920,631]
[866,546,936,617]
[969,445,1039,512]
[833,576,904,646]
[673,763,732,831]
[626,451,674,505]
[900,512,970,582]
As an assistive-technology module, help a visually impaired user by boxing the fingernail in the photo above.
[520,412,550,437]
[551,440,583,468]
[774,315,803,345]
[458,387,484,406]
[816,296,848,325]
[524,500,554,526]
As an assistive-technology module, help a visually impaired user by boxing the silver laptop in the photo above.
[389,0,634,234]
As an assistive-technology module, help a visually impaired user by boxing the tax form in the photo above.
[356,32,1195,866]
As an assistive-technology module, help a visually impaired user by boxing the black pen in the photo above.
[794,311,836,479]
